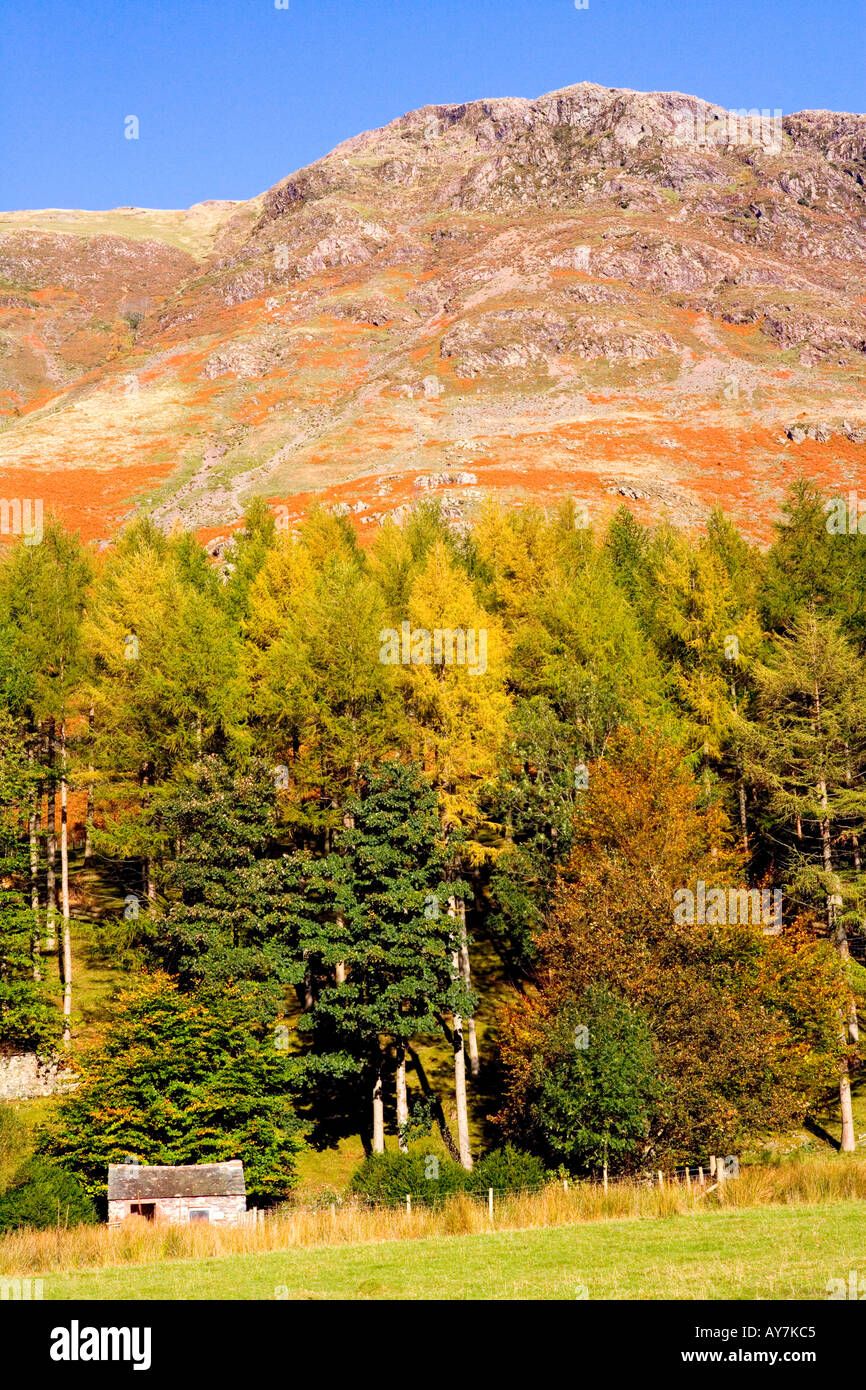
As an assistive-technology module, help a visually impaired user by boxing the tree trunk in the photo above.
[730,682,749,855]
[28,746,41,981]
[448,896,473,1168]
[371,1058,385,1154]
[735,751,749,854]
[84,704,95,865]
[59,722,72,1048]
[451,981,473,1169]
[405,1043,461,1163]
[815,691,857,1151]
[840,1041,856,1154]
[844,743,862,871]
[457,900,479,1076]
[832,906,860,1046]
[395,1044,409,1152]
[300,949,314,1011]
[335,910,346,984]
[45,721,57,953]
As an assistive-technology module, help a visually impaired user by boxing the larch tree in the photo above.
[84,522,245,906]
[0,712,59,1053]
[392,539,510,1114]
[0,522,90,1043]
[739,609,866,1151]
[650,526,763,852]
[246,517,401,845]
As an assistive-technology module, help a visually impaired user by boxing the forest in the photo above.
[0,479,864,1217]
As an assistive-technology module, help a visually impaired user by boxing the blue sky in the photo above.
[2,0,864,212]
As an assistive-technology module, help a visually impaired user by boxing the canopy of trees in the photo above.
[1,481,863,1193]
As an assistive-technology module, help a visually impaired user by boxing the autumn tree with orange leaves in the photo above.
[496,730,847,1169]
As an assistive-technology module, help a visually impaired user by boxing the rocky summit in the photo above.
[1,81,865,545]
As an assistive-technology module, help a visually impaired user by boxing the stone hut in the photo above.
[107,1161,247,1227]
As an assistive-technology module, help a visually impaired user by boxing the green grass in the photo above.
[36,1201,866,1301]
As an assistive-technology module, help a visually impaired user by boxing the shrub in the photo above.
[0,1159,96,1232]
[527,985,663,1174]
[0,1107,28,1195]
[467,1145,548,1195]
[349,1151,467,1206]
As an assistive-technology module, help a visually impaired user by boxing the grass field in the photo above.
[29,1201,866,1300]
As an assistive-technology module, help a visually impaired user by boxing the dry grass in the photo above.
[3,1156,865,1278]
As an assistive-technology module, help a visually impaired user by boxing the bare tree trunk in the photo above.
[84,705,95,866]
[28,745,41,980]
[730,682,749,855]
[845,743,862,871]
[395,1044,409,1152]
[299,949,314,1012]
[405,1043,461,1163]
[451,973,472,1170]
[45,720,57,953]
[737,772,749,854]
[448,896,473,1167]
[335,911,346,984]
[839,1036,857,1154]
[814,683,857,1152]
[832,898,861,1051]
[457,900,479,1076]
[372,1057,385,1154]
[59,723,72,1048]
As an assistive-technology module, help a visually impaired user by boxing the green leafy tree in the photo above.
[39,974,306,1203]
[0,713,58,1050]
[515,985,664,1174]
[146,757,302,1019]
[299,761,472,1161]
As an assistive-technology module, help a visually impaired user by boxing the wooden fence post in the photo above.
[488,1188,494,1220]
[406,1194,411,1216]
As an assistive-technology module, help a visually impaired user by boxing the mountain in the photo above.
[1,82,865,547]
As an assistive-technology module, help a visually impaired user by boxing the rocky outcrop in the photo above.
[786,421,866,444]
[2,81,865,541]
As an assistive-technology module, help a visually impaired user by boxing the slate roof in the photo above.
[108,1160,246,1200]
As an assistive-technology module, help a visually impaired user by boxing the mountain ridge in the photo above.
[1,81,864,547]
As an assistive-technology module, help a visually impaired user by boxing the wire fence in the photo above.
[250,1158,739,1221]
